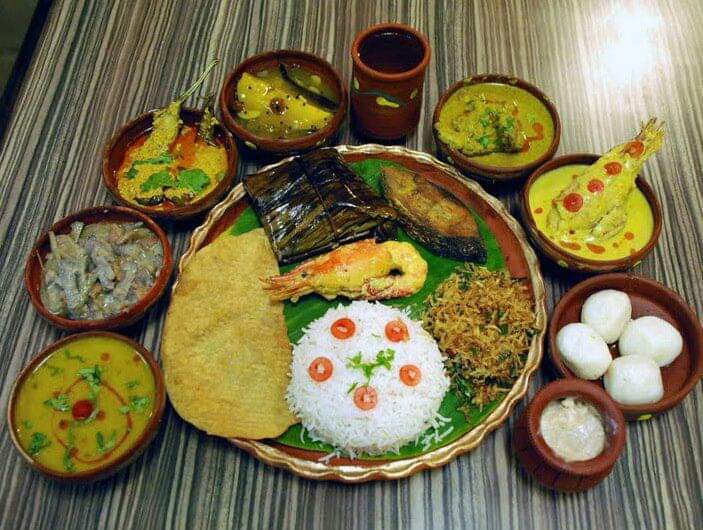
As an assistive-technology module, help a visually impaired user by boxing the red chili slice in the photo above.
[625,141,644,157]
[71,399,94,421]
[385,319,409,342]
[354,386,378,410]
[604,161,622,175]
[331,318,356,339]
[587,179,604,193]
[399,365,422,386]
[308,357,333,382]
[563,193,583,212]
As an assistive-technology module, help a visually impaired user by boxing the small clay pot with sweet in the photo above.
[350,23,431,140]
[513,379,626,492]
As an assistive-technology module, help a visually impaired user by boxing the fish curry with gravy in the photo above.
[435,82,554,167]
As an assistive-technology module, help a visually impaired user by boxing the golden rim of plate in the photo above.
[172,144,547,482]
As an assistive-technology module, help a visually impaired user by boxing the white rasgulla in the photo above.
[580,289,632,343]
[604,355,664,405]
[618,316,683,367]
[556,323,612,380]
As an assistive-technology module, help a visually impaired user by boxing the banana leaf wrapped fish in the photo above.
[244,148,397,264]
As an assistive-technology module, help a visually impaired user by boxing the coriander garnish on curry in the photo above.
[115,60,229,209]
[11,334,158,476]
[434,81,555,168]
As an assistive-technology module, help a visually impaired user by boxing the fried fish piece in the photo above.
[162,228,296,439]
[380,166,487,262]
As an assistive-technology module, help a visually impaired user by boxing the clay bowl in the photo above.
[513,379,626,492]
[548,274,703,420]
[103,107,238,220]
[219,50,347,156]
[24,206,173,331]
[432,74,561,184]
[7,331,166,482]
[520,154,662,273]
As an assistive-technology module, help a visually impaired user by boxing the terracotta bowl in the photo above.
[520,154,662,273]
[432,74,561,184]
[24,206,173,331]
[219,50,347,156]
[103,107,238,220]
[7,331,166,482]
[513,379,626,492]
[548,274,703,420]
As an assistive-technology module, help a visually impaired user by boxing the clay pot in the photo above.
[103,107,238,220]
[350,23,431,140]
[520,154,662,273]
[24,206,173,331]
[513,379,626,492]
[7,331,166,482]
[433,74,561,183]
[219,50,347,157]
[548,273,703,420]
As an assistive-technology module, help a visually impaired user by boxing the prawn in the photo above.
[261,239,427,302]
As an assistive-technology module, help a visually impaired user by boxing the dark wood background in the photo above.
[1,1,701,529]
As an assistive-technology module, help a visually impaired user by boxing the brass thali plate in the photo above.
[171,144,546,482]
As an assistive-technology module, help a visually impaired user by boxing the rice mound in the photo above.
[286,301,450,456]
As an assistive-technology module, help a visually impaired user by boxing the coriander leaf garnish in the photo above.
[125,380,140,390]
[47,364,64,376]
[176,168,210,194]
[119,395,151,414]
[28,432,51,455]
[140,170,176,192]
[63,348,85,363]
[44,394,71,412]
[347,382,359,395]
[96,430,117,455]
[125,152,174,179]
[346,349,395,384]
[22,420,33,429]
[78,365,102,398]
[63,426,76,472]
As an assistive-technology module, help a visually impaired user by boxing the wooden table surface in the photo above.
[1,1,701,528]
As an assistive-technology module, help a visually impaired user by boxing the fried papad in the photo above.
[162,228,296,439]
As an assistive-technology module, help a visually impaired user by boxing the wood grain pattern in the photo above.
[0,0,701,528]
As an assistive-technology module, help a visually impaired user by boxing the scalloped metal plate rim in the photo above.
[171,144,547,482]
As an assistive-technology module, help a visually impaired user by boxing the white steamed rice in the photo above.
[286,301,450,456]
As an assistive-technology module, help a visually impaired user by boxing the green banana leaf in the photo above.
[227,158,507,459]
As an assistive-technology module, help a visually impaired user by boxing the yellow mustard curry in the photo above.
[13,335,156,475]
[435,82,555,167]
[529,164,654,261]
[116,60,228,209]
[530,118,664,261]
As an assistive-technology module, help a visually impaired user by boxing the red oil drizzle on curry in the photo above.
[49,378,133,464]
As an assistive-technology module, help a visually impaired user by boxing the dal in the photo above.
[12,335,156,474]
